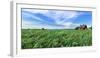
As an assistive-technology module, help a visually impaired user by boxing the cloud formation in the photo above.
[22,9,91,29]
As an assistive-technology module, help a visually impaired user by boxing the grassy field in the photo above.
[21,29,92,49]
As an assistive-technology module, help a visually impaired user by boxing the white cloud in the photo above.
[45,11,82,29]
[46,11,82,25]
[22,20,34,29]
[22,20,80,29]
[58,22,80,29]
[22,9,83,29]
[23,9,82,24]
[22,20,61,29]
[22,11,47,22]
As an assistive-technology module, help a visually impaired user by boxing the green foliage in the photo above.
[89,26,92,29]
[21,29,92,49]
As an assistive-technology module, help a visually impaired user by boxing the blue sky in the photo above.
[21,8,92,29]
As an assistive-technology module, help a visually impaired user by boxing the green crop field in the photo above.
[21,29,92,49]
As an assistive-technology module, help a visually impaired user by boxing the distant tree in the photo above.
[42,28,45,30]
[75,24,87,30]
[75,27,80,30]
[80,24,87,30]
[89,26,92,29]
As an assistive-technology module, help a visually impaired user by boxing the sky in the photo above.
[21,8,92,29]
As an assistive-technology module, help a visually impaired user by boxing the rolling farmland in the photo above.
[21,29,92,49]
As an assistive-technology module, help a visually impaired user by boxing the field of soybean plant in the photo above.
[21,29,92,49]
